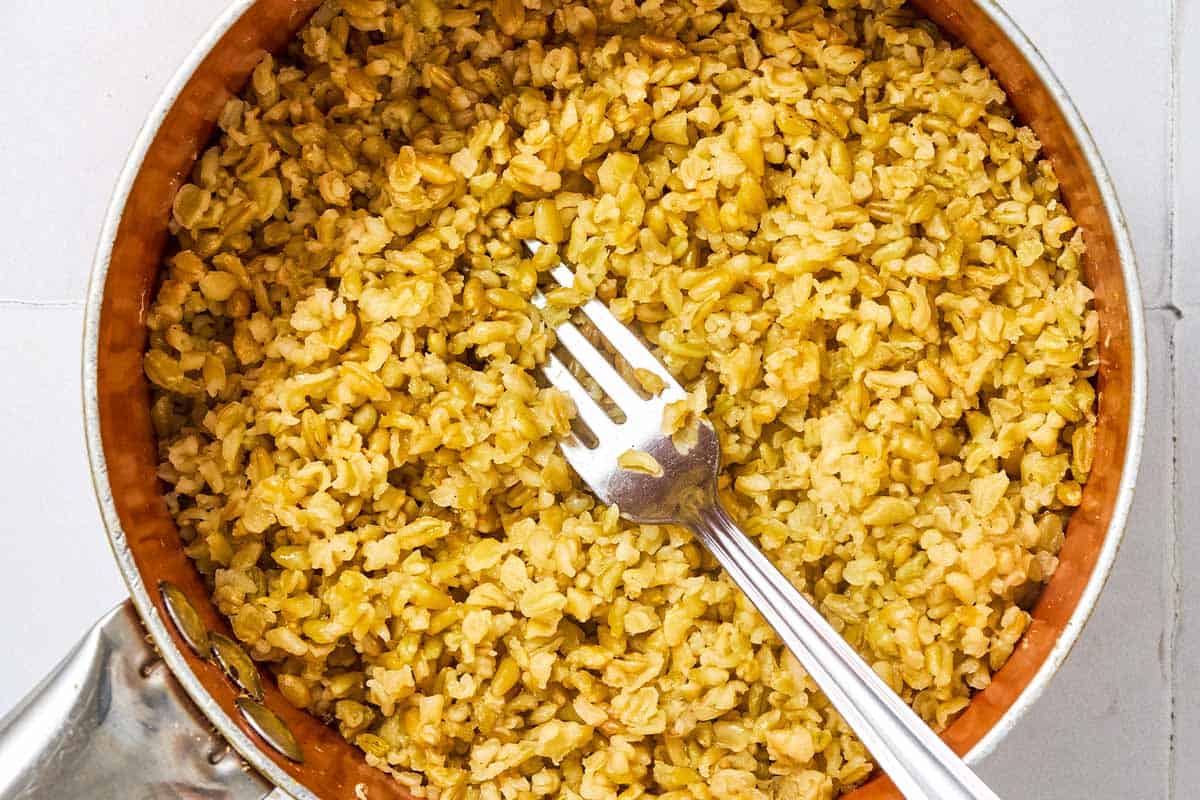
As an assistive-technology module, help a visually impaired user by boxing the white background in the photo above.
[0,1,1193,797]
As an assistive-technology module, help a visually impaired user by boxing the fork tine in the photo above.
[541,349,616,437]
[572,294,687,400]
[526,240,687,399]
[555,429,594,463]
[551,318,647,413]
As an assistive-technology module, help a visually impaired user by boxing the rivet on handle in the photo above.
[210,632,265,702]
[158,581,212,660]
[237,697,304,763]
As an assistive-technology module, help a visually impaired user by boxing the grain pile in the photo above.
[145,0,1098,796]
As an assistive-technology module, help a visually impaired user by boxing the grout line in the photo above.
[1166,0,1182,796]
[1146,302,1186,318]
[1169,0,1180,308]
[0,298,85,309]
[1167,321,1181,799]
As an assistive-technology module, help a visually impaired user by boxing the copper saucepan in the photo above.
[0,1,1146,798]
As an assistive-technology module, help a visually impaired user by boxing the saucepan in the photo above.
[0,0,1145,797]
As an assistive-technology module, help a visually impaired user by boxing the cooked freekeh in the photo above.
[144,0,1098,797]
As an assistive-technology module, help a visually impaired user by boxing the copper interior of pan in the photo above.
[93,1,1134,797]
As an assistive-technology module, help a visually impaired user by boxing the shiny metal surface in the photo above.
[691,503,1002,800]
[532,243,1003,800]
[0,601,274,800]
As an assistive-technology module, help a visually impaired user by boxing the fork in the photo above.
[527,240,1002,800]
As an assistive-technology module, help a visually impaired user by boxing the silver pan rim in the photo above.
[82,3,319,796]
[80,0,1147,789]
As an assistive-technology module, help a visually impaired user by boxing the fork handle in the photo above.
[684,501,1002,800]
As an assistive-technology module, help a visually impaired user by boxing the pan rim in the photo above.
[80,0,1147,792]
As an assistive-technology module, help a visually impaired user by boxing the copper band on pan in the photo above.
[88,1,1141,797]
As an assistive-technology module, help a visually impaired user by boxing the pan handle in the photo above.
[0,600,282,799]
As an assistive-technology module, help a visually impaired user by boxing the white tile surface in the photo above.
[1176,0,1200,307]
[0,0,231,303]
[1003,0,1175,309]
[1173,313,1197,800]
[0,0,230,715]
[0,306,126,714]
[0,0,1184,798]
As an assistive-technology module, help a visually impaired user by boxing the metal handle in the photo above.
[0,600,279,800]
[685,502,1001,800]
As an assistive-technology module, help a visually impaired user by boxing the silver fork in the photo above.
[527,240,1002,800]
